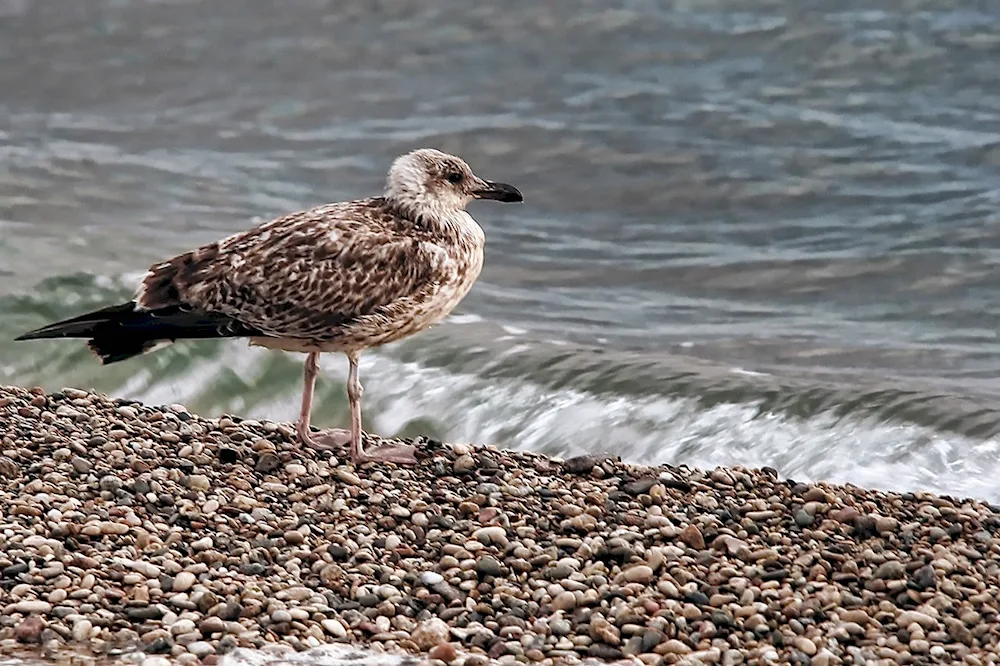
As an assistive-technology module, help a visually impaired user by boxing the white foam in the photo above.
[445,313,485,325]
[114,338,1000,504]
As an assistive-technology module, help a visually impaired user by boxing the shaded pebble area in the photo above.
[2,385,1000,666]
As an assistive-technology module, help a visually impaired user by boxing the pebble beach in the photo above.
[2,385,1000,666]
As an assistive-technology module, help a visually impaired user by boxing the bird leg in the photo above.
[346,351,417,465]
[295,352,352,450]
[294,351,416,464]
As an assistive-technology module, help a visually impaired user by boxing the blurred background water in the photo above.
[3,0,1000,502]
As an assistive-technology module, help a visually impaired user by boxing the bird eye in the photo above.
[446,171,463,184]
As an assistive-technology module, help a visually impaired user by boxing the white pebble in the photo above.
[321,618,347,638]
[132,561,161,579]
[12,600,51,614]
[170,619,197,636]
[420,571,444,586]
[187,641,215,658]
[187,475,211,492]
[71,619,92,642]
[335,468,362,486]
[173,571,196,592]
[286,463,307,477]
[115,405,138,419]
[472,526,509,547]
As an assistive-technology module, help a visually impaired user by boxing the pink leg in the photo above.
[345,351,416,465]
[295,352,351,450]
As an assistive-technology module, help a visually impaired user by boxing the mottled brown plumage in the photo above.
[16,148,524,464]
[137,198,478,350]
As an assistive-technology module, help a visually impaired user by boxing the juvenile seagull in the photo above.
[16,148,523,464]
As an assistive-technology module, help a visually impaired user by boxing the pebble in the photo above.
[552,591,577,611]
[793,637,817,655]
[187,641,215,658]
[411,618,450,649]
[321,618,347,638]
[71,619,92,642]
[14,616,44,643]
[187,474,211,491]
[661,639,692,655]
[199,617,225,634]
[173,571,197,592]
[898,610,938,630]
[590,617,620,646]
[1,386,1000,664]
[428,643,457,662]
[876,515,899,533]
[475,555,503,577]
[874,560,906,579]
[420,571,444,586]
[453,454,477,472]
[623,565,655,584]
[680,524,706,550]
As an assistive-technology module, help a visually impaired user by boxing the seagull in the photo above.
[15,148,523,464]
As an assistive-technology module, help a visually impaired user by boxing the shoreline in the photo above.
[2,384,1000,665]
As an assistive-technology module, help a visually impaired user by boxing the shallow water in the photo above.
[4,0,1000,508]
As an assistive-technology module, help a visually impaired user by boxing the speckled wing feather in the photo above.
[136,199,453,341]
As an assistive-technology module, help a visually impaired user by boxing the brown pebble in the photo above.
[14,616,45,643]
[830,507,860,523]
[681,524,706,550]
[803,487,828,502]
[428,643,458,662]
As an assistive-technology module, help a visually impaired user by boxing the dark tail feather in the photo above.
[15,301,265,365]
[87,336,167,364]
[15,303,137,341]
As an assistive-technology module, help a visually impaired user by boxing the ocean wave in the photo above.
[4,274,1000,503]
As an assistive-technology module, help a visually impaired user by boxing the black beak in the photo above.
[474,180,523,203]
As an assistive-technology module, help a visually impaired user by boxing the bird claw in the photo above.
[297,427,417,465]
[356,443,418,465]
[299,427,352,451]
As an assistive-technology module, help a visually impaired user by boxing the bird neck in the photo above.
[384,196,477,242]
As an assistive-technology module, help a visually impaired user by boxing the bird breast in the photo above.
[403,211,485,332]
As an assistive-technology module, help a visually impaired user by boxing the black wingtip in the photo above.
[14,302,139,343]
[15,328,57,342]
